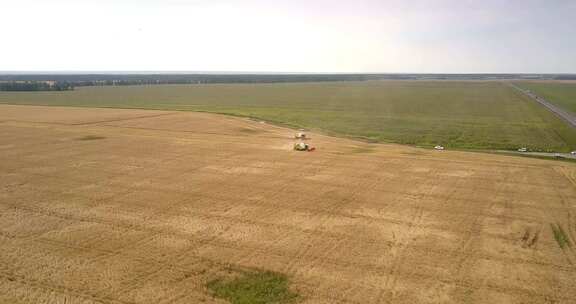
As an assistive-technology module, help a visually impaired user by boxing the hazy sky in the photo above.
[1,0,575,73]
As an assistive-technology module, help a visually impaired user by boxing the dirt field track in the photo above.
[1,104,576,304]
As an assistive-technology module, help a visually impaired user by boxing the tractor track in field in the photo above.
[5,232,574,303]
[0,194,563,262]
[3,198,576,279]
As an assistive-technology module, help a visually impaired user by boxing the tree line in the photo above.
[0,73,570,90]
[0,82,74,91]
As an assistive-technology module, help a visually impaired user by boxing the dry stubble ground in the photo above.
[1,104,576,304]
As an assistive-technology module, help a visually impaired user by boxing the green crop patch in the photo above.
[2,81,576,151]
[520,82,576,114]
[550,223,571,249]
[207,270,299,304]
[237,127,263,134]
[76,135,106,141]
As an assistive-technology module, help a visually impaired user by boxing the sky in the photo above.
[1,0,575,73]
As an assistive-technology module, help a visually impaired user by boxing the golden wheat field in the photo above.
[1,104,576,304]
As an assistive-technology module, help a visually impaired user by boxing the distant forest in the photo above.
[1,73,575,91]
[0,81,74,91]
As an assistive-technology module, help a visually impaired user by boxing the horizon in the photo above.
[1,71,575,75]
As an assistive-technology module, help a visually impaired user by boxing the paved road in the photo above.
[509,83,576,128]
[498,150,576,160]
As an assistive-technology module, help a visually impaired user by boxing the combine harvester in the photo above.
[293,132,316,152]
[294,142,315,152]
[294,131,309,140]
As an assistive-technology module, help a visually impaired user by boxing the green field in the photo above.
[519,82,576,113]
[1,81,575,151]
